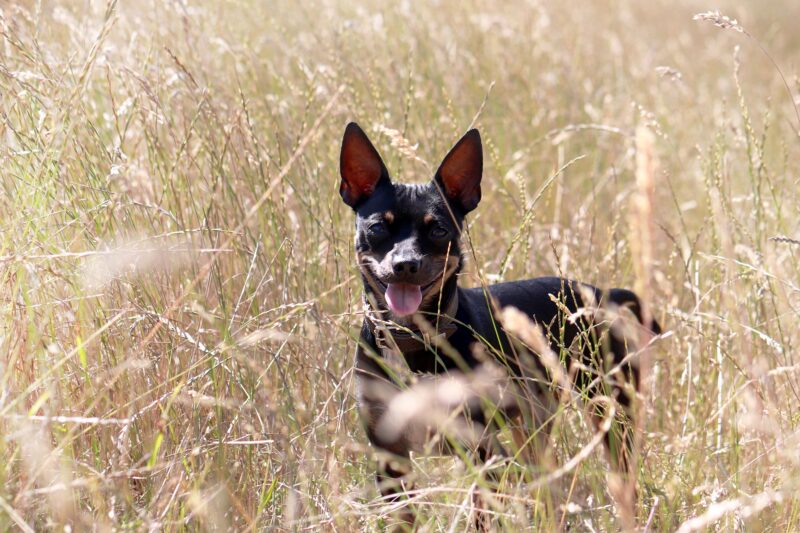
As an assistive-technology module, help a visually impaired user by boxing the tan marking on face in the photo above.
[356,252,387,299]
[383,211,394,224]
[423,213,434,225]
[420,254,461,306]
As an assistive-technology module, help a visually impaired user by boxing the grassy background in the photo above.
[1,0,799,530]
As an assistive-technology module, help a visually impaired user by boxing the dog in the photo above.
[339,122,661,528]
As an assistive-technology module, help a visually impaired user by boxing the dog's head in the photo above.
[339,122,482,321]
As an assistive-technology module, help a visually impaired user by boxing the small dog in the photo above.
[339,122,660,526]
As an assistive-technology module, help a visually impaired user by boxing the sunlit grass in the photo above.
[1,0,799,530]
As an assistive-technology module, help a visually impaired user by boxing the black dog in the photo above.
[340,122,660,525]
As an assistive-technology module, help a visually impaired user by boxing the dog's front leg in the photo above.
[367,424,420,530]
[356,364,419,530]
[466,412,511,533]
[375,456,416,530]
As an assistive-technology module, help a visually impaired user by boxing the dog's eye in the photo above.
[429,226,449,239]
[368,222,387,236]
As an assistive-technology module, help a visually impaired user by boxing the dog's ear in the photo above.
[434,129,482,213]
[340,122,390,208]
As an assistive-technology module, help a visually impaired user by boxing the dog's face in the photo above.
[339,122,483,320]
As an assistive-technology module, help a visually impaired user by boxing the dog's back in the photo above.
[404,277,659,377]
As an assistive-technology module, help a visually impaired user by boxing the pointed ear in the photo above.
[339,122,390,208]
[434,129,482,213]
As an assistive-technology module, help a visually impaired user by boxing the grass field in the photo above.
[1,0,799,530]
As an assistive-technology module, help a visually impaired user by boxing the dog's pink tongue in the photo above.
[385,283,422,316]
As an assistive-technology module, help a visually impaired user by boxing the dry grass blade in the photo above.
[693,11,744,32]
[0,496,35,533]
[769,235,800,246]
[375,125,432,171]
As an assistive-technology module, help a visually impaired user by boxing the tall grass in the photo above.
[1,0,799,530]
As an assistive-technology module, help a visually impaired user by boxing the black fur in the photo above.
[340,122,660,526]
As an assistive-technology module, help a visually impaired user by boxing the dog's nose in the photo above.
[392,259,420,275]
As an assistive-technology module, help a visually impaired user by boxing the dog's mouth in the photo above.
[371,275,440,317]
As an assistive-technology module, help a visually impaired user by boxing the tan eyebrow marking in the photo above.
[423,213,434,225]
[383,211,394,223]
